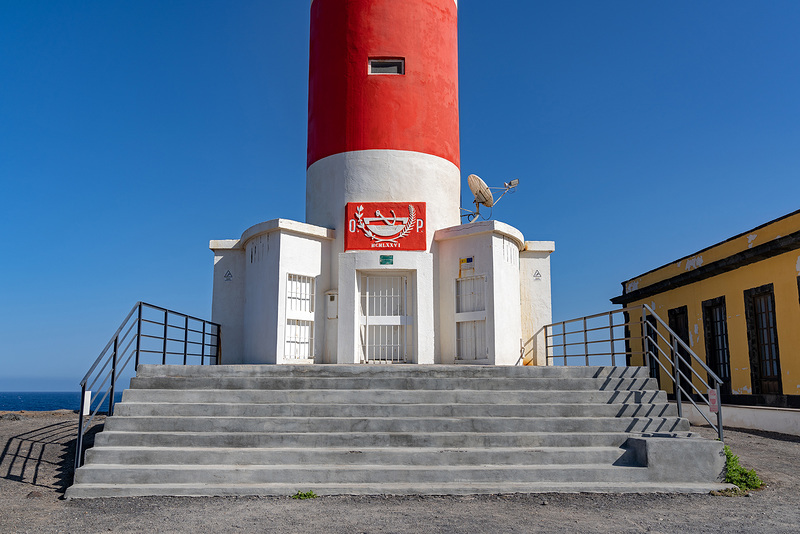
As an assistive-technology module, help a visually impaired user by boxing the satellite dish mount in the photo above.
[461,174,519,222]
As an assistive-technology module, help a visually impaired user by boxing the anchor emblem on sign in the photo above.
[355,205,416,244]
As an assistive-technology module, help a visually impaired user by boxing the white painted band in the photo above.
[306,149,461,282]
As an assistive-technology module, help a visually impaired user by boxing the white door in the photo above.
[359,274,412,363]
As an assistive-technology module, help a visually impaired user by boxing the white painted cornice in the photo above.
[434,220,525,250]
[210,218,335,251]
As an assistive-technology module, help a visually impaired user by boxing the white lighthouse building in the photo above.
[210,0,554,366]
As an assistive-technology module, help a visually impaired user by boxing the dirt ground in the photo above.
[1,410,798,534]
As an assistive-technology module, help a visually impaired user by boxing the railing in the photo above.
[74,302,221,472]
[544,304,724,441]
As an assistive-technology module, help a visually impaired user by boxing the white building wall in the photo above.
[243,231,281,364]
[274,231,331,364]
[490,233,523,366]
[306,150,461,284]
[210,219,334,365]
[436,229,493,364]
[213,218,550,368]
[210,240,245,364]
[435,221,525,366]
[520,241,555,366]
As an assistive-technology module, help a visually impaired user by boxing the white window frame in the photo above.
[368,57,405,75]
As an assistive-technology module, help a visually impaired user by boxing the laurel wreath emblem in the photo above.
[396,205,416,241]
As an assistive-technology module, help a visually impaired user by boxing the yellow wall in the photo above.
[627,250,800,396]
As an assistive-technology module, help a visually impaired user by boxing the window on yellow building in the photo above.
[668,306,693,400]
[744,284,782,395]
[702,297,732,395]
[643,315,661,386]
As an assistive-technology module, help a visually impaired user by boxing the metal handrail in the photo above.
[544,304,724,441]
[74,302,221,473]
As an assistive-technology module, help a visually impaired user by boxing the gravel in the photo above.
[1,410,799,533]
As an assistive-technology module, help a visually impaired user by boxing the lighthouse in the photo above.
[209,0,554,366]
[306,0,461,251]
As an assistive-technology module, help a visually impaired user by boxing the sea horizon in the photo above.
[0,391,123,412]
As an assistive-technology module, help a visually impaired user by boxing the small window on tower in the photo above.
[369,58,405,75]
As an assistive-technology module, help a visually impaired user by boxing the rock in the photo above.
[0,413,25,421]
[26,491,43,499]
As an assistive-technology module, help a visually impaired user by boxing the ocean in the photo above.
[0,391,123,412]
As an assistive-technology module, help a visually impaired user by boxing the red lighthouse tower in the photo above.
[306,0,461,262]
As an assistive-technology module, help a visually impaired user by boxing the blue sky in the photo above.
[2,1,799,391]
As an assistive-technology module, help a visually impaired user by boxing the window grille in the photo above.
[285,274,315,360]
[287,274,314,313]
[285,319,313,359]
[359,274,410,363]
[744,284,782,394]
[702,297,732,395]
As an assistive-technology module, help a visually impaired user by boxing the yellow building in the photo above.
[612,209,800,409]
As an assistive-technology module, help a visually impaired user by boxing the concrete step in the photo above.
[74,463,660,485]
[66,480,731,499]
[103,415,690,434]
[112,402,678,419]
[129,376,658,392]
[120,388,668,405]
[135,364,650,380]
[84,446,636,467]
[94,430,696,449]
[68,364,725,499]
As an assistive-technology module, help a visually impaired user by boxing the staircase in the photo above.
[66,364,728,498]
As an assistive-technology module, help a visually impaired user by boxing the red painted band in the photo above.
[308,0,459,169]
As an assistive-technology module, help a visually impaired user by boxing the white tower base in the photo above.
[211,220,553,366]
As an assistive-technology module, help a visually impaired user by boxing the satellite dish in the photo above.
[468,174,494,207]
[461,173,519,222]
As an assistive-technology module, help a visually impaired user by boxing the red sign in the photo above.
[344,202,426,251]
[708,388,719,414]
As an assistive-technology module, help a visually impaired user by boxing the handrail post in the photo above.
[641,307,650,372]
[672,335,682,417]
[162,309,168,365]
[75,384,86,473]
[561,321,567,366]
[134,304,142,369]
[608,312,616,366]
[108,336,117,416]
[215,324,222,365]
[183,315,189,365]
[201,321,206,366]
[716,381,724,442]
[583,317,589,366]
